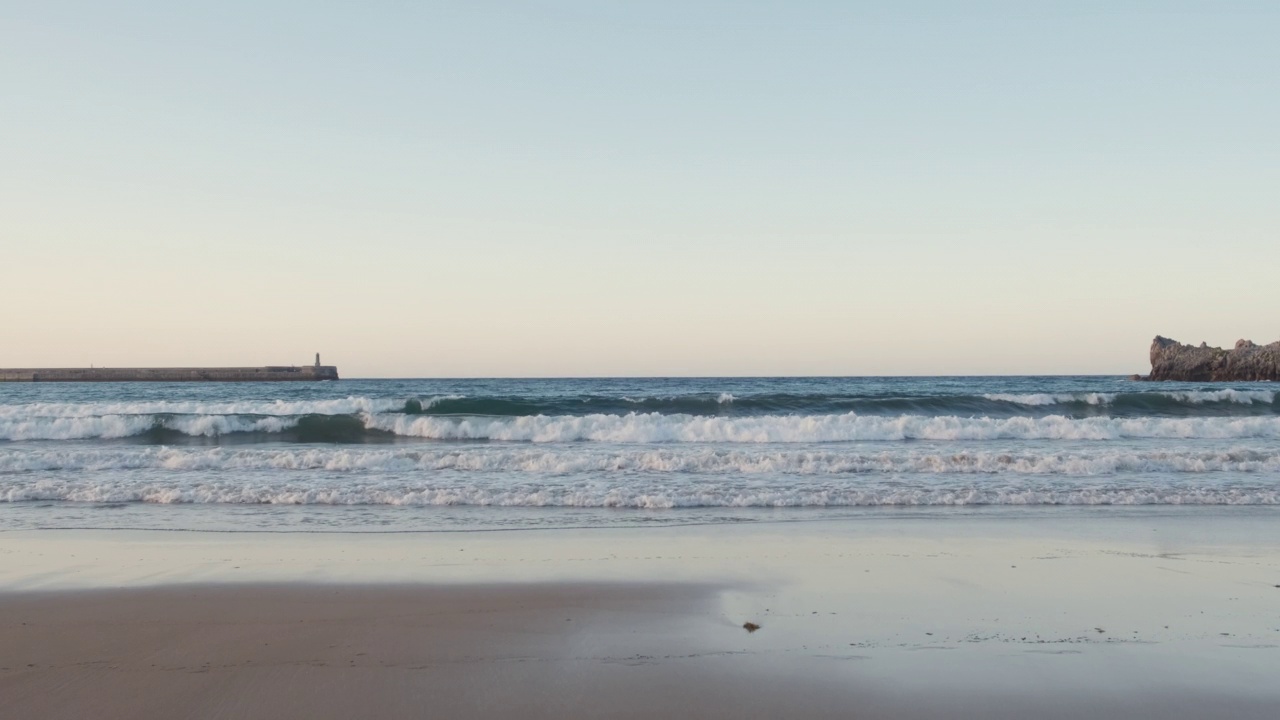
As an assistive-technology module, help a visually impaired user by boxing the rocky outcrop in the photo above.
[1144,336,1280,381]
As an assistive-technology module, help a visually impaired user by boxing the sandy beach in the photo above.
[7,0,1278,715]
[3,508,1279,719]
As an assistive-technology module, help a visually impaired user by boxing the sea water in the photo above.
[1,376,1278,532]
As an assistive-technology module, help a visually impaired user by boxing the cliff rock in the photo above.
[1145,336,1280,382]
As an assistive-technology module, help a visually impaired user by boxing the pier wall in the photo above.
[0,366,340,382]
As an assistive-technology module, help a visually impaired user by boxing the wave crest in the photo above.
[984,390,1277,406]
[4,475,1276,507]
[5,446,1280,475]
[365,412,1280,443]
[6,411,1280,442]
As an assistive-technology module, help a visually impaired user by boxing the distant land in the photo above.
[0,356,338,382]
[1140,336,1280,382]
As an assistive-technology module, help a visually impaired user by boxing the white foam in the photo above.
[0,415,156,441]
[363,412,1280,443]
[0,414,299,441]
[984,393,1116,406]
[0,396,432,421]
[5,410,1280,442]
[984,390,1277,406]
[3,471,1276,507]
[4,445,1280,475]
[1161,389,1278,404]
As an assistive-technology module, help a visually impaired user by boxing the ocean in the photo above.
[2,376,1278,533]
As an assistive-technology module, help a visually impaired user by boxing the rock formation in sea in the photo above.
[1144,336,1280,381]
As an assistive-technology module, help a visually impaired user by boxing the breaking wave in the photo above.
[0,396,442,420]
[3,473,1276,507]
[4,445,1280,475]
[366,413,1280,442]
[6,411,1280,443]
[5,377,1278,531]
[0,389,1276,435]
[983,389,1277,407]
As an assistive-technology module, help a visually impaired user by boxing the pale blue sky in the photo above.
[2,1,1277,376]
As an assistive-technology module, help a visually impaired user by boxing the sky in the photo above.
[2,1,1277,377]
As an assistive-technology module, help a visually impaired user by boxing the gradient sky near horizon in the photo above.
[2,1,1277,377]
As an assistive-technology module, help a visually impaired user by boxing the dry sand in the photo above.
[3,509,1279,719]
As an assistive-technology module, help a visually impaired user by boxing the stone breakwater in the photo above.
[1144,336,1280,382]
[0,366,339,382]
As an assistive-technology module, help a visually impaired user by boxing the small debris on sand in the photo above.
[743,622,761,633]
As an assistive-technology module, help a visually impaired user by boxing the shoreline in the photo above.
[4,578,1278,720]
[3,511,1278,718]
[5,502,1280,536]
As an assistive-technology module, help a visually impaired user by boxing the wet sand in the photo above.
[2,509,1279,719]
